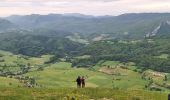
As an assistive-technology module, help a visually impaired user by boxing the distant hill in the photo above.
[157,21,170,35]
[0,18,17,32]
[5,13,170,38]
[146,21,170,37]
[0,30,81,56]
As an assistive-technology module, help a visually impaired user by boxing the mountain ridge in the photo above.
[2,13,170,38]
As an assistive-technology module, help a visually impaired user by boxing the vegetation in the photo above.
[0,88,167,100]
[71,38,170,73]
[0,48,169,99]
[1,13,170,99]
[6,13,170,38]
[0,30,82,57]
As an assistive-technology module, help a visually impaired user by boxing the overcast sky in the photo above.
[0,0,170,16]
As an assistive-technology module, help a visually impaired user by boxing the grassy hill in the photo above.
[0,50,169,99]
[0,77,22,88]
[0,88,167,100]
[0,50,170,90]
[24,62,113,88]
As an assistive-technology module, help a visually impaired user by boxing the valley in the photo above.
[0,49,169,99]
[0,13,170,99]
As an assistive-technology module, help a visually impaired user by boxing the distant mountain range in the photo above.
[0,18,17,32]
[1,13,170,39]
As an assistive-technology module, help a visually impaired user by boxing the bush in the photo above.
[0,58,5,62]
[0,54,3,57]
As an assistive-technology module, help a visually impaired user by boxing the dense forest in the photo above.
[0,30,82,57]
[0,29,170,73]
[71,36,170,72]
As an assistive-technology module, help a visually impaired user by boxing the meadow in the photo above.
[0,87,167,100]
[0,50,169,100]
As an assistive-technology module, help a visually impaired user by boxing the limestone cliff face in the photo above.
[146,21,170,37]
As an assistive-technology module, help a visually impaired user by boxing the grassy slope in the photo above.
[0,50,51,66]
[98,61,148,89]
[0,51,169,99]
[0,50,51,72]
[25,61,169,90]
[0,88,167,100]
[0,77,22,88]
[25,62,113,88]
[0,72,167,100]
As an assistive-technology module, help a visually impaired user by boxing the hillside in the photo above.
[1,30,170,73]
[0,19,17,32]
[1,13,170,99]
[0,50,170,90]
[157,21,170,36]
[0,51,169,100]
[0,88,167,100]
[0,30,82,56]
[5,13,170,38]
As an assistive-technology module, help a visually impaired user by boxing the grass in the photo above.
[99,66,148,89]
[0,51,169,99]
[0,77,22,88]
[0,50,51,66]
[28,55,52,66]
[101,61,121,67]
[24,63,113,88]
[92,60,122,71]
[0,88,167,100]
[0,50,51,72]
[74,55,91,59]
[66,33,89,44]
[48,62,72,70]
[155,54,169,59]
[0,74,167,100]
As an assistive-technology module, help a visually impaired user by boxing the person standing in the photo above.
[81,76,85,88]
[76,76,81,88]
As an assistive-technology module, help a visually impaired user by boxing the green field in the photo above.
[0,51,169,99]
[0,77,22,88]
[24,62,113,88]
[0,74,168,100]
[0,87,167,100]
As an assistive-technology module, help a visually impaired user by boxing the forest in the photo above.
[0,29,170,73]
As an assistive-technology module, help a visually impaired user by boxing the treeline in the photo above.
[71,39,170,72]
[0,30,82,57]
[1,30,170,73]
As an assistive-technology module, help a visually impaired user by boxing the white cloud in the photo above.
[0,0,170,16]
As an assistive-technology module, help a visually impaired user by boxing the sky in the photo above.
[0,0,170,16]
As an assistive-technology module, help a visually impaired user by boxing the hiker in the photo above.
[76,76,81,88]
[81,76,85,88]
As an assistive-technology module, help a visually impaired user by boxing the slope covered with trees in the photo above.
[0,30,82,57]
[71,37,170,73]
[5,13,170,39]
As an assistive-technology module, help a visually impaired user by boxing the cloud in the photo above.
[0,0,170,16]
[0,0,119,2]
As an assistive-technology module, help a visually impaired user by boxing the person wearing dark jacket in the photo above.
[81,76,85,88]
[76,76,81,88]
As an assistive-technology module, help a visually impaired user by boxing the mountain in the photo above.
[146,21,170,37]
[4,13,170,38]
[0,18,17,32]
[0,29,82,56]
[157,21,170,35]
[62,13,95,18]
